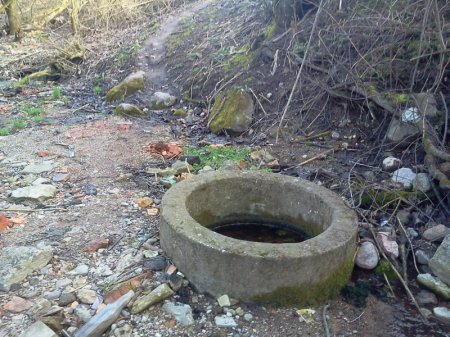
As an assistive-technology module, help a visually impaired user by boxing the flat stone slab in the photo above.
[429,234,450,286]
[11,185,57,202]
[0,246,53,291]
[19,321,57,337]
[21,161,54,174]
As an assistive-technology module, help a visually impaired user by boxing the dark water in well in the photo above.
[212,221,310,243]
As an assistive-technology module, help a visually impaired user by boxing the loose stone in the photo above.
[355,241,379,270]
[417,273,450,299]
[416,290,438,305]
[131,284,174,314]
[77,288,97,304]
[215,315,238,328]
[429,234,450,286]
[391,168,416,189]
[415,250,430,265]
[422,225,450,242]
[217,294,231,307]
[18,321,57,337]
[433,307,450,325]
[382,156,402,172]
[0,246,53,291]
[67,264,89,276]
[162,302,195,326]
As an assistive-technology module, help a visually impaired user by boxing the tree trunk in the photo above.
[273,0,304,31]
[1,0,21,35]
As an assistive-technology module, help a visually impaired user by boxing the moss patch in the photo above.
[263,21,277,39]
[222,45,254,74]
[208,88,254,134]
[106,71,145,102]
[252,257,355,306]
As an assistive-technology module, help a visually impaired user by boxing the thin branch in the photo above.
[275,0,325,143]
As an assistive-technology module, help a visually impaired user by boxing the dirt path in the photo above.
[138,0,214,89]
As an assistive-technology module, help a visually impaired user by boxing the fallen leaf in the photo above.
[136,197,154,209]
[163,319,177,329]
[37,150,50,157]
[165,265,177,275]
[84,238,110,253]
[143,142,182,159]
[296,309,316,323]
[176,172,193,182]
[0,214,12,231]
[147,208,159,216]
[104,272,152,304]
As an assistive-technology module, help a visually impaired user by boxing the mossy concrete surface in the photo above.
[106,71,145,102]
[160,171,358,306]
[208,88,254,134]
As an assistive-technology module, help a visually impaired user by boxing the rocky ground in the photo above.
[1,0,450,336]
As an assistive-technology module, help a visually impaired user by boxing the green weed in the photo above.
[23,107,45,116]
[183,145,251,171]
[0,127,10,136]
[52,87,62,99]
[12,119,27,130]
[31,116,46,123]
[93,85,102,95]
[293,42,307,55]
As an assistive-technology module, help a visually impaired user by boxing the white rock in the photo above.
[244,313,253,322]
[150,92,176,109]
[215,315,238,328]
[392,168,416,189]
[412,173,431,193]
[217,294,231,307]
[355,241,379,270]
[67,264,89,276]
[433,307,450,325]
[382,156,402,172]
[402,107,420,122]
[11,185,57,202]
[162,302,195,326]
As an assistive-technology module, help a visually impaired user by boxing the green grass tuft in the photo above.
[23,107,45,116]
[184,145,251,172]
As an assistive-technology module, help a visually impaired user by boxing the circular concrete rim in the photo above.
[161,171,357,259]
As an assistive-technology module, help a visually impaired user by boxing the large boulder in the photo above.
[106,71,145,102]
[208,88,254,134]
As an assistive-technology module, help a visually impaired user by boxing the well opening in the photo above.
[185,176,333,238]
[160,171,358,306]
